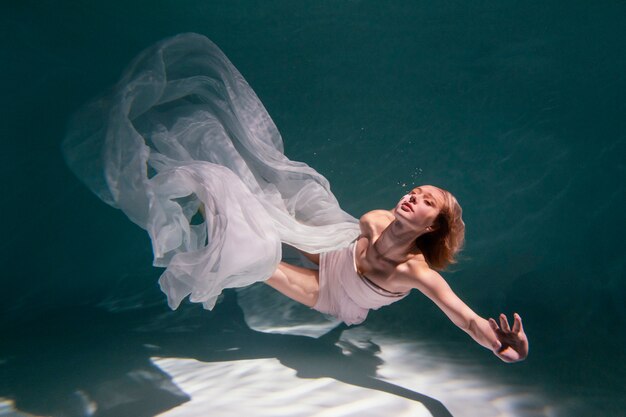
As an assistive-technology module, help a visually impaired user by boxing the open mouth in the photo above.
[401,202,413,212]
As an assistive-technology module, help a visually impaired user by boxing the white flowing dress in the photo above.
[62,33,360,311]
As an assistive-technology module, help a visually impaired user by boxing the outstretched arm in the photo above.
[407,267,528,363]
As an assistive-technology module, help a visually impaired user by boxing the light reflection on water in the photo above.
[151,327,555,417]
[0,287,564,417]
[2,263,615,417]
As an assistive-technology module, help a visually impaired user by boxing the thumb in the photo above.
[491,337,502,352]
[492,339,502,352]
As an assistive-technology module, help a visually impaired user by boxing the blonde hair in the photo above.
[415,188,465,270]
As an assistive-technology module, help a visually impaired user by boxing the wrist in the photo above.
[468,317,498,350]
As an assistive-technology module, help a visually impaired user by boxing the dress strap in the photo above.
[351,241,409,298]
[357,273,409,298]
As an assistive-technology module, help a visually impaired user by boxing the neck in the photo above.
[373,218,423,262]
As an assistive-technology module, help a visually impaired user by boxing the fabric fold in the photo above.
[63,33,360,310]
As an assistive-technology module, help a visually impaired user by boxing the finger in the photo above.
[496,347,519,363]
[512,313,523,333]
[487,319,503,351]
[499,314,511,332]
[488,318,500,332]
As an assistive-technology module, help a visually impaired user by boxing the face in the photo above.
[394,185,445,232]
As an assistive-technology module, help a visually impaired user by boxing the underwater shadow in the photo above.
[0,290,453,417]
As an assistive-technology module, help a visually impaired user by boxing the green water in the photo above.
[1,1,625,416]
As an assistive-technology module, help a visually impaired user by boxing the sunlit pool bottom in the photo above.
[151,328,559,417]
[0,287,571,417]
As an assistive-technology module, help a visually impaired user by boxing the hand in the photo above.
[488,313,529,363]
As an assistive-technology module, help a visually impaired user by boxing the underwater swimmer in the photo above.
[267,185,529,363]
[63,34,527,363]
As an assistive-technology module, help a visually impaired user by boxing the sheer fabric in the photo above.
[63,33,359,310]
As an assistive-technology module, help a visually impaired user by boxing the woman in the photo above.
[63,33,527,363]
[268,186,528,363]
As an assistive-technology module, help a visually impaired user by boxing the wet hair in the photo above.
[415,188,465,270]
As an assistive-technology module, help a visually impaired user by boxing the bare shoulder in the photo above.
[359,209,394,239]
[395,259,447,294]
[359,209,394,223]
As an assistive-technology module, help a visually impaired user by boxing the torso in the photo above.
[354,210,429,293]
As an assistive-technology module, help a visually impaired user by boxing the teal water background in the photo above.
[1,1,625,416]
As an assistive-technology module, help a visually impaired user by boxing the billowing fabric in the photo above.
[314,242,409,325]
[62,33,359,310]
